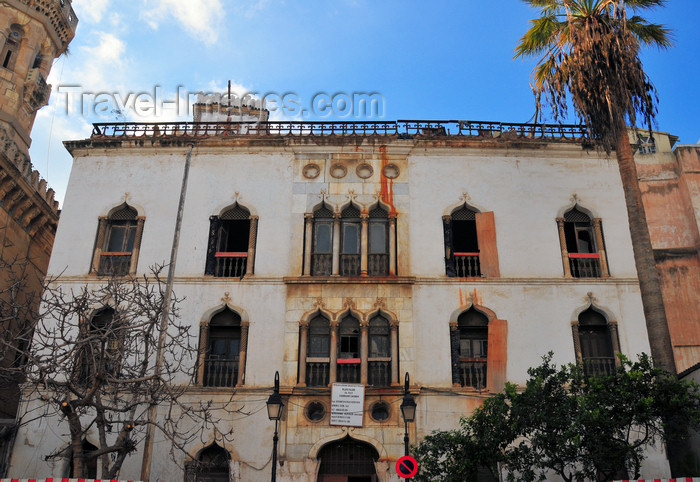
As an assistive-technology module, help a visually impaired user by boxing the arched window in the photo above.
[202,308,242,387]
[557,205,609,278]
[1,26,23,71]
[298,312,399,387]
[311,203,335,276]
[206,203,258,278]
[368,204,389,276]
[443,203,500,278]
[337,315,360,382]
[76,308,121,384]
[340,204,361,276]
[305,315,331,386]
[574,307,619,377]
[186,444,230,482]
[317,437,379,481]
[368,315,391,386]
[451,308,488,389]
[91,203,145,276]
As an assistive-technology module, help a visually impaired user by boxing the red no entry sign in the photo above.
[396,455,419,478]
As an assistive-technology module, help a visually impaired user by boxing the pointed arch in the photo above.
[556,201,609,278]
[449,303,507,393]
[91,202,145,277]
[309,433,387,459]
[570,301,621,376]
[185,442,236,482]
[299,310,332,387]
[443,200,500,278]
[198,304,249,388]
[206,201,258,278]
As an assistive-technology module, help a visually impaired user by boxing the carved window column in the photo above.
[303,214,313,276]
[593,218,610,277]
[389,214,397,276]
[91,217,109,273]
[449,322,460,385]
[245,216,259,276]
[360,321,369,384]
[557,218,572,277]
[329,321,339,384]
[390,321,399,385]
[238,322,250,385]
[609,321,621,367]
[197,321,209,383]
[297,321,309,385]
[332,214,341,276]
[571,321,582,364]
[360,213,369,276]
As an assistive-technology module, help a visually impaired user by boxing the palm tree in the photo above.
[515,0,676,374]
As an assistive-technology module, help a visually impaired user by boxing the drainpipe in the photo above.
[140,144,194,481]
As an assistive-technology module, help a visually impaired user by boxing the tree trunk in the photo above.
[615,123,676,374]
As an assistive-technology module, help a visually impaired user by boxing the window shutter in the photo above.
[443,216,456,277]
[205,216,221,275]
[449,326,460,384]
[475,211,500,277]
[486,319,507,392]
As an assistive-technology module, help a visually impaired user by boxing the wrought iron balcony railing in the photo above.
[337,360,361,384]
[90,120,589,141]
[458,359,487,389]
[213,252,247,278]
[97,253,131,276]
[203,358,239,387]
[368,254,389,276]
[582,357,616,377]
[569,253,602,278]
[455,252,481,277]
[368,360,391,386]
[340,254,361,276]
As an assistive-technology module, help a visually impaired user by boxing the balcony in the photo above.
[306,360,330,386]
[203,358,239,387]
[368,254,389,276]
[368,360,391,386]
[455,252,481,277]
[569,253,601,278]
[337,359,360,383]
[582,357,616,377]
[311,254,332,276]
[340,254,360,276]
[213,252,247,278]
[97,253,131,276]
[24,69,51,111]
[458,358,487,389]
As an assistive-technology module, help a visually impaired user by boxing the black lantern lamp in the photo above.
[400,372,417,458]
[266,371,283,481]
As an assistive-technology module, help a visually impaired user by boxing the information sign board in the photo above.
[330,383,365,426]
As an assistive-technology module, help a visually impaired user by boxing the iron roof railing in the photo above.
[90,120,589,141]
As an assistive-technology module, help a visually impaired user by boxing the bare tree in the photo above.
[0,264,237,478]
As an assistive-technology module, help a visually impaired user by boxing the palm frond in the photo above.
[627,16,673,47]
[624,0,667,11]
[515,15,566,58]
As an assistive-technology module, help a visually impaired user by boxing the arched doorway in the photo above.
[317,436,379,482]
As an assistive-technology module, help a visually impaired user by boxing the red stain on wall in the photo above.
[379,146,397,215]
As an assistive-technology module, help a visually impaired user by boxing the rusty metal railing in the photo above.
[90,120,589,140]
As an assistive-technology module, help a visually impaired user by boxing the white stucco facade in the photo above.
[9,125,671,481]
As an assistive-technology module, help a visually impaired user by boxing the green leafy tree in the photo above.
[515,0,676,374]
[414,354,700,482]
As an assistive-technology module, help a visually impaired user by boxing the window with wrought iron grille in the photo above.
[75,308,122,385]
[572,307,620,377]
[451,308,488,389]
[443,203,500,278]
[205,203,258,278]
[197,308,248,388]
[557,205,609,278]
[299,312,397,387]
[91,204,144,276]
[184,443,231,482]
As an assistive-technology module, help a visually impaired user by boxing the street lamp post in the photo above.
[266,371,283,482]
[400,372,416,458]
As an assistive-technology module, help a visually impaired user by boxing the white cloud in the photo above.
[74,32,127,91]
[71,0,111,24]
[142,0,224,45]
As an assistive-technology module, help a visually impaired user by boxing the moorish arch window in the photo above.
[450,306,508,392]
[75,307,122,385]
[1,25,23,71]
[198,308,249,387]
[185,443,231,482]
[443,203,500,278]
[303,202,397,277]
[206,203,258,278]
[572,307,620,377]
[317,437,379,482]
[556,205,610,278]
[91,203,145,276]
[298,311,398,387]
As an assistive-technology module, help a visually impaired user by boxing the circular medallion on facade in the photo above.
[330,164,347,179]
[305,401,326,422]
[302,163,321,179]
[356,163,374,179]
[382,164,400,179]
[370,401,391,422]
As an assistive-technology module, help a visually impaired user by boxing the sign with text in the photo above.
[330,383,365,426]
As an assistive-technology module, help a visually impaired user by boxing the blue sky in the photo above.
[29,0,700,205]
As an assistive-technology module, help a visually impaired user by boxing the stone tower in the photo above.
[0,2,77,474]
[1,0,77,154]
